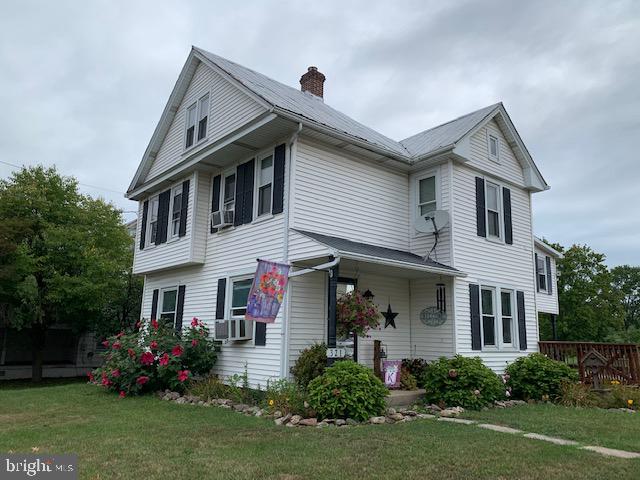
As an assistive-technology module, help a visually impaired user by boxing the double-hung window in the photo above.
[257,154,273,216]
[501,290,514,346]
[147,195,159,245]
[160,287,178,328]
[488,134,499,162]
[537,256,547,292]
[184,93,209,149]
[485,182,501,239]
[170,186,182,238]
[418,175,437,217]
[223,173,236,214]
[229,278,253,340]
[481,287,496,347]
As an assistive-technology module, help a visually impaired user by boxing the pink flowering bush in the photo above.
[336,289,380,338]
[90,317,217,397]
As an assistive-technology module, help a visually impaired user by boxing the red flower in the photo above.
[101,376,111,387]
[135,321,141,330]
[127,348,136,358]
[191,339,199,347]
[150,340,158,350]
[101,340,110,348]
[158,353,169,366]
[119,391,126,398]
[151,319,159,330]
[112,342,121,350]
[136,376,149,385]
[111,369,121,378]
[171,345,184,357]
[140,351,155,366]
[191,317,199,327]
[177,370,190,382]
[116,331,125,339]
[87,372,94,382]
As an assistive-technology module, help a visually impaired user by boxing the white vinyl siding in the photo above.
[145,62,266,182]
[535,246,559,315]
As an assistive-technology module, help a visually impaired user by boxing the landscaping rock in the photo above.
[439,406,464,417]
[370,416,387,424]
[174,397,187,405]
[334,419,346,426]
[233,404,250,412]
[299,418,318,427]
[254,409,264,417]
[401,410,418,417]
[273,411,282,418]
[285,422,297,427]
[388,413,404,422]
[386,407,397,415]
[346,418,359,426]
[289,415,302,425]
[317,421,328,428]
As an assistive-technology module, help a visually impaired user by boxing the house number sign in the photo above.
[326,348,347,359]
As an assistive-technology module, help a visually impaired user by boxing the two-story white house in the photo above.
[126,47,562,386]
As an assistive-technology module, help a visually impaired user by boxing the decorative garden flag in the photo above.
[245,260,290,323]
[383,360,402,388]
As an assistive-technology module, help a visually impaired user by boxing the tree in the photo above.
[0,166,133,381]
[556,244,624,341]
[609,265,640,331]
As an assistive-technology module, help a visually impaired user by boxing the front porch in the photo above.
[286,230,465,377]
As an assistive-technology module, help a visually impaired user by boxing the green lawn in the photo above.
[462,403,640,452]
[1,381,638,480]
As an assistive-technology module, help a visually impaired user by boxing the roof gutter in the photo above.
[338,251,466,277]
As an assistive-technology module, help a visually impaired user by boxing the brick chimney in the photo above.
[300,66,325,99]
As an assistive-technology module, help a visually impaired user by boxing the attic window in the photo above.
[197,94,209,141]
[488,134,499,161]
[184,93,209,149]
[185,104,197,148]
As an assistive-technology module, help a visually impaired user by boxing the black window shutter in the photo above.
[234,164,246,227]
[178,180,190,237]
[255,322,267,346]
[175,285,186,333]
[546,256,553,295]
[534,253,540,291]
[475,177,486,238]
[140,200,148,250]
[243,159,255,225]
[156,189,171,245]
[503,186,513,245]
[211,175,221,233]
[272,144,286,215]
[469,284,481,351]
[517,291,527,350]
[151,289,159,321]
[215,278,227,319]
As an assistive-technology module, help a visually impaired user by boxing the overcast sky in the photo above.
[1,1,638,265]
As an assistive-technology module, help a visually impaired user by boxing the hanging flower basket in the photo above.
[337,289,381,338]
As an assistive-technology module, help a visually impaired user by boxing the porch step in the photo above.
[386,389,426,407]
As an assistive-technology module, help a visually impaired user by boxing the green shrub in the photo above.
[400,367,418,391]
[187,375,229,400]
[422,355,504,409]
[291,343,327,389]
[557,380,596,407]
[402,358,429,385]
[90,317,217,397]
[606,383,640,410]
[506,353,578,401]
[308,361,388,421]
[265,379,308,415]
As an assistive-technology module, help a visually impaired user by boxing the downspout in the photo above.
[280,122,303,379]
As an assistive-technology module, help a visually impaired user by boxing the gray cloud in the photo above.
[1,0,638,264]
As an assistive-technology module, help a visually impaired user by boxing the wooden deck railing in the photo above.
[539,341,640,387]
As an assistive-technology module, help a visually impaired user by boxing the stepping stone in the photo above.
[478,423,522,434]
[581,446,640,459]
[523,433,579,446]
[437,417,475,425]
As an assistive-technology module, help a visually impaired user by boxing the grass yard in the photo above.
[1,381,639,480]
[462,403,640,452]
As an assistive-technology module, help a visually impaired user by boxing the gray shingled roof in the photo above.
[196,47,410,158]
[293,229,461,274]
[399,103,500,158]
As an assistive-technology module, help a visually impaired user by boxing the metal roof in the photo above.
[399,103,501,158]
[293,229,462,275]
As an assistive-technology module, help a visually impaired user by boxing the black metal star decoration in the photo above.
[363,289,375,299]
[382,304,398,329]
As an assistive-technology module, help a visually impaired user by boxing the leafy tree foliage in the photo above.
[0,166,136,381]
[609,265,640,330]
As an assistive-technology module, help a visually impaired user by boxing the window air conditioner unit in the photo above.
[211,209,234,229]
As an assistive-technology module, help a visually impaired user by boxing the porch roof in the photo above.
[292,229,465,277]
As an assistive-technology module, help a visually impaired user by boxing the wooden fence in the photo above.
[539,341,640,387]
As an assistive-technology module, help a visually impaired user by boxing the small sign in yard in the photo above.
[326,348,347,359]
[383,360,402,388]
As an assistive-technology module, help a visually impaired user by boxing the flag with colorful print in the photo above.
[245,260,290,323]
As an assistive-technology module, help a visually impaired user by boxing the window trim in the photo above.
[477,283,519,351]
[414,169,440,228]
[183,90,211,152]
[168,184,183,240]
[184,102,197,150]
[254,151,274,219]
[227,275,255,342]
[159,286,179,329]
[487,132,500,162]
[146,194,160,247]
[196,93,209,142]
[537,255,548,292]
[484,180,503,242]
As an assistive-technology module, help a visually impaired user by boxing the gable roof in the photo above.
[128,47,548,195]
[400,103,500,158]
[534,237,564,259]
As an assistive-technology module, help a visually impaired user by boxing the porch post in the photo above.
[327,257,338,366]
[551,314,558,341]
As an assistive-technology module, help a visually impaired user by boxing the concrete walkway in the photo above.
[432,416,640,460]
